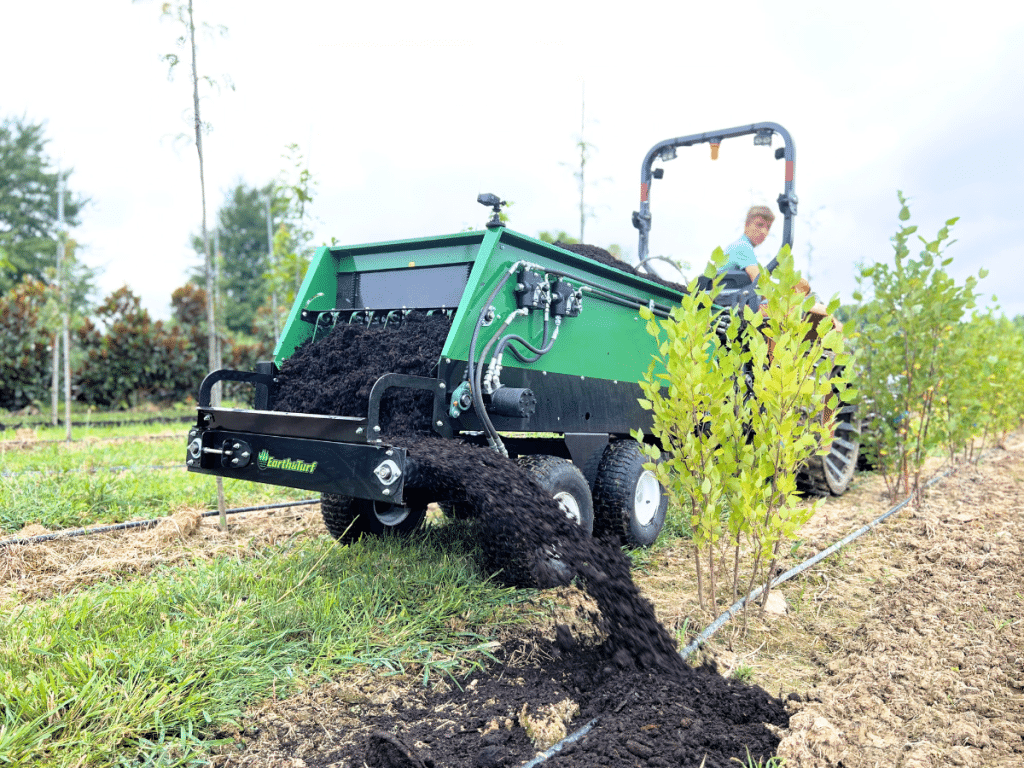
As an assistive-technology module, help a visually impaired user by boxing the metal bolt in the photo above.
[356,427,364,435]
[373,425,381,433]
[382,488,391,496]
[385,450,393,456]
[231,458,239,465]
[438,382,445,390]
[436,420,443,427]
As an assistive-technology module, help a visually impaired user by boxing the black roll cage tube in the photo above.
[634,122,797,275]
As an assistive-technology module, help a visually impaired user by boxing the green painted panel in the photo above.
[273,228,683,388]
[273,244,339,364]
[444,229,681,385]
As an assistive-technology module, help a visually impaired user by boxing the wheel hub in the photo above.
[373,501,412,527]
[553,491,582,525]
[633,470,661,527]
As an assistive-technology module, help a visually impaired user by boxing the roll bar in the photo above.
[632,122,797,273]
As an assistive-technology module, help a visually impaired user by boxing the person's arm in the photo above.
[744,264,760,282]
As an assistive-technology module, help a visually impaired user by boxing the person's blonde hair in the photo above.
[745,205,776,225]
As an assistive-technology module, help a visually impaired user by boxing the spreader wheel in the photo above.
[512,454,595,589]
[799,403,860,496]
[515,454,595,535]
[321,492,428,543]
[592,440,668,547]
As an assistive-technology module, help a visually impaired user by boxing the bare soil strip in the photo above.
[772,442,1024,766]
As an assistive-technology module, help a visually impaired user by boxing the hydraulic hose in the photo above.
[495,314,560,365]
[467,262,527,455]
[484,314,561,391]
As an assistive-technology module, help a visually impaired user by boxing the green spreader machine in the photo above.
[185,122,859,550]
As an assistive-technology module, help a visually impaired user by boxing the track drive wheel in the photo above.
[320,492,428,544]
[798,403,860,496]
[592,440,668,547]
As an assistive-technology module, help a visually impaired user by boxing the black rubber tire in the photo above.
[798,402,860,496]
[510,455,595,589]
[515,455,595,535]
[321,492,428,544]
[592,440,668,547]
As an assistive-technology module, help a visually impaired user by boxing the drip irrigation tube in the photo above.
[0,433,181,447]
[517,462,967,767]
[679,464,956,659]
[0,498,319,548]
[518,718,599,768]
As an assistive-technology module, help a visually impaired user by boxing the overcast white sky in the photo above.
[5,1,1023,320]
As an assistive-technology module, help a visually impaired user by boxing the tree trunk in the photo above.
[188,0,227,528]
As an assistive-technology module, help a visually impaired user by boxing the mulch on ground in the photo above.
[222,630,787,768]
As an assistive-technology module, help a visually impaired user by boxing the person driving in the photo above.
[723,205,774,282]
[722,204,840,330]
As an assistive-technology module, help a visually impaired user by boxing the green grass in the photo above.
[1,469,311,533]
[0,425,311,534]
[0,526,531,767]
[0,402,196,431]
[0,412,534,765]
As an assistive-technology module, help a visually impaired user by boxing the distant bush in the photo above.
[0,276,54,410]
[76,286,206,407]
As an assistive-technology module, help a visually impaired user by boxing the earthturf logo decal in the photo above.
[257,449,317,474]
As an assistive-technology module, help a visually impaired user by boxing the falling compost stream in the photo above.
[262,311,788,767]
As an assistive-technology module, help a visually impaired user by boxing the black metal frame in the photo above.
[634,122,797,270]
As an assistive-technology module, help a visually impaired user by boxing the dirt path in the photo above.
[771,443,1024,767]
[635,437,1024,768]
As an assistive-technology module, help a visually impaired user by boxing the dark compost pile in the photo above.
[265,311,788,766]
[554,241,688,296]
[228,631,789,768]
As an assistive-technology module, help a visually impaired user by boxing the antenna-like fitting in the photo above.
[477,193,508,229]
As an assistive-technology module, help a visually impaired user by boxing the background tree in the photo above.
[192,181,284,335]
[75,286,201,407]
[0,116,87,291]
[139,0,232,525]
[261,142,317,339]
[854,193,983,499]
